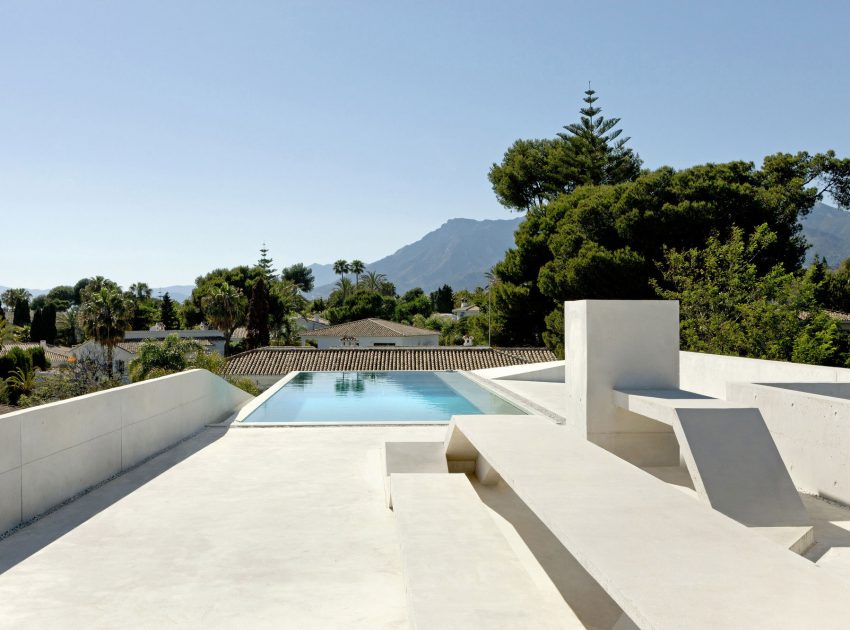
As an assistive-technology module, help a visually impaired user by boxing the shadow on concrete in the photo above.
[0,427,228,576]
[471,476,623,630]
[802,494,850,563]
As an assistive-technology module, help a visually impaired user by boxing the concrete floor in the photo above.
[0,425,444,629]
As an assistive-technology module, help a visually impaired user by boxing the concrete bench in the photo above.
[613,388,811,539]
[444,415,850,630]
[390,473,581,629]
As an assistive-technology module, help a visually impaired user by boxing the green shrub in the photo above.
[0,347,32,380]
[27,346,50,371]
[226,377,260,396]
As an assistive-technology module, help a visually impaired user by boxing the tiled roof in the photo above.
[226,346,558,376]
[299,318,439,338]
[2,342,73,364]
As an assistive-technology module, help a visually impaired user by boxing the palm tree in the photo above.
[79,285,133,378]
[349,260,365,284]
[201,283,247,347]
[5,366,37,398]
[0,317,18,354]
[360,271,388,292]
[333,259,350,280]
[334,277,354,302]
[129,282,153,300]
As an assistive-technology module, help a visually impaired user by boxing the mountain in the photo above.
[308,217,523,298]
[801,203,850,266]
[150,285,194,302]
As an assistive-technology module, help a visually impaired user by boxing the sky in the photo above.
[2,0,849,289]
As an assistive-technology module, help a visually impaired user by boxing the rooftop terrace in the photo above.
[2,300,850,629]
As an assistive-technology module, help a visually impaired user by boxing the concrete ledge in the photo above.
[445,415,850,629]
[391,473,581,629]
[382,442,447,507]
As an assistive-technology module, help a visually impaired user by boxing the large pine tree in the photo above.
[557,86,642,186]
[43,304,57,344]
[246,278,270,349]
[257,244,275,283]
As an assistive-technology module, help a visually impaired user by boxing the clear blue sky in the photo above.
[2,0,849,288]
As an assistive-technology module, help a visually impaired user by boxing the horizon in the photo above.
[2,1,849,287]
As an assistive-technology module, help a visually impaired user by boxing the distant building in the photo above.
[295,314,330,332]
[452,300,481,320]
[299,318,439,349]
[123,329,227,355]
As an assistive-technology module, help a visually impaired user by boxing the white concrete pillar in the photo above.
[565,300,680,466]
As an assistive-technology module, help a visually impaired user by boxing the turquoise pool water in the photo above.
[242,371,527,423]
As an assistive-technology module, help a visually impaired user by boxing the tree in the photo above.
[13,298,31,327]
[556,86,642,187]
[30,308,44,342]
[333,259,350,280]
[430,284,454,313]
[201,283,247,347]
[395,288,432,322]
[282,263,315,293]
[331,277,355,304]
[72,278,92,305]
[1,288,31,314]
[359,270,388,292]
[488,88,640,213]
[160,293,180,329]
[246,277,271,349]
[654,225,844,366]
[42,304,57,344]
[350,260,366,283]
[257,244,275,282]
[45,285,75,310]
[493,151,850,353]
[127,335,205,382]
[129,282,153,300]
[327,290,396,324]
[79,281,133,378]
[0,317,17,354]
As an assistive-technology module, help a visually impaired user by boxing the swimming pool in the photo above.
[241,371,527,424]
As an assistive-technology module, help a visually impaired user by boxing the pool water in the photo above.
[242,371,527,423]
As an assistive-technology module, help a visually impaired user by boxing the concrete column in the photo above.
[565,300,680,466]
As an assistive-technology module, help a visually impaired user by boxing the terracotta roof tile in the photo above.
[299,318,439,338]
[226,346,558,376]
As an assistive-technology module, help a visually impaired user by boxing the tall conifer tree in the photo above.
[160,293,180,329]
[246,278,270,349]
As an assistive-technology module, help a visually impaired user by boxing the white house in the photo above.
[299,318,439,349]
[452,300,481,320]
[123,329,227,355]
[295,314,330,332]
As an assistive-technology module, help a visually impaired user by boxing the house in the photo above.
[123,329,227,355]
[295,313,330,331]
[452,299,481,320]
[71,339,137,378]
[1,341,73,367]
[299,318,439,349]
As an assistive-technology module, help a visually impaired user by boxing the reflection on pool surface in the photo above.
[242,371,527,423]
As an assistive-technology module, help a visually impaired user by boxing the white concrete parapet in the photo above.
[0,370,252,533]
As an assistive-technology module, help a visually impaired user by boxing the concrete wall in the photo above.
[564,300,680,466]
[681,352,850,504]
[680,351,850,399]
[0,369,252,533]
[726,382,850,504]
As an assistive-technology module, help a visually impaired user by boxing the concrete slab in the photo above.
[616,388,810,528]
[390,473,581,629]
[0,425,444,629]
[382,441,447,507]
[445,415,850,630]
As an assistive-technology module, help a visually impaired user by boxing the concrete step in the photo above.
[390,473,582,630]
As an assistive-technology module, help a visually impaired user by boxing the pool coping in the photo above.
[210,370,543,428]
